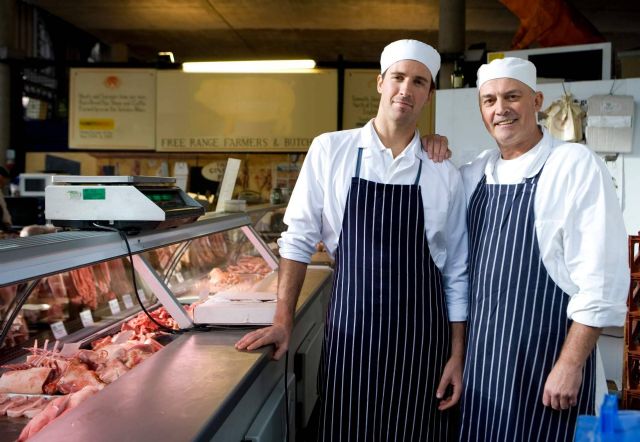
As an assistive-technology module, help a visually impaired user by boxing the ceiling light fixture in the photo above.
[158,51,175,63]
[182,59,316,73]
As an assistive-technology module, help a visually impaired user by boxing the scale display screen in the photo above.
[142,190,186,209]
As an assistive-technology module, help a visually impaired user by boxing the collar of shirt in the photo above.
[483,126,553,184]
[359,119,426,172]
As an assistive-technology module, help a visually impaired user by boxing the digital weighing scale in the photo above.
[45,175,205,231]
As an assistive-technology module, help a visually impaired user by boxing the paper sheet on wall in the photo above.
[215,158,242,212]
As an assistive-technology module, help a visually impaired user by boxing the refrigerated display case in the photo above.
[0,212,332,441]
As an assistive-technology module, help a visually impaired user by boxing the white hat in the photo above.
[380,39,441,79]
[476,57,537,92]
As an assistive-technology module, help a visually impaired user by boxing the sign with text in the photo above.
[69,68,156,149]
[156,70,338,152]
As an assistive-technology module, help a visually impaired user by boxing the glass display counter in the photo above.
[0,212,329,441]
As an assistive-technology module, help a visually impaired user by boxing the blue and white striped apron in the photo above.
[318,148,453,441]
[460,167,595,442]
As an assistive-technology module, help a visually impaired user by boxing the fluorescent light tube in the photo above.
[182,59,316,73]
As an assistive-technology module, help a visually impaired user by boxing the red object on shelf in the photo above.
[623,233,640,409]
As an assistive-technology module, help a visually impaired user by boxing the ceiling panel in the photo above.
[30,0,640,63]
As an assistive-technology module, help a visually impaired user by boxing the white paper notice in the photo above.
[79,309,95,327]
[215,158,242,212]
[50,321,68,339]
[108,299,121,315]
[122,294,134,309]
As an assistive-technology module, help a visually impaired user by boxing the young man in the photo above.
[425,57,629,442]
[236,39,468,440]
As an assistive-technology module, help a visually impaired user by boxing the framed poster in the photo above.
[156,70,338,152]
[69,69,156,150]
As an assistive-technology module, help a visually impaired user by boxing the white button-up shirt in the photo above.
[279,120,469,321]
[460,128,629,327]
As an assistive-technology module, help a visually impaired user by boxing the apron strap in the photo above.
[354,147,364,178]
[414,159,423,185]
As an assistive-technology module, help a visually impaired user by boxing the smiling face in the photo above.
[478,77,544,157]
[376,59,434,128]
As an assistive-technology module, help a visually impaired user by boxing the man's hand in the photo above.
[421,134,452,163]
[235,321,291,360]
[542,360,583,410]
[541,322,600,410]
[436,353,463,410]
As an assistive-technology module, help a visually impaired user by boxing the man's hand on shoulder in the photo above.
[421,134,452,163]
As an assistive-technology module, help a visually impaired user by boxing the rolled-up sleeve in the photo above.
[277,137,326,264]
[563,154,629,327]
[442,163,469,322]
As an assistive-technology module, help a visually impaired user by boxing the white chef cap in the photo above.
[476,57,537,92]
[380,39,441,79]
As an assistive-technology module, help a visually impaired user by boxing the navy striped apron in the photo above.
[318,148,452,441]
[460,167,595,442]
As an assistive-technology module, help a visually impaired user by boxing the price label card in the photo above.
[137,289,147,302]
[108,298,121,315]
[79,309,94,327]
[50,321,68,339]
[122,294,134,310]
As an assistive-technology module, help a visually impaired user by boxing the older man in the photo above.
[426,57,628,442]
[237,39,468,440]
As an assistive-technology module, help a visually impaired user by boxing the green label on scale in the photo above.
[83,188,106,200]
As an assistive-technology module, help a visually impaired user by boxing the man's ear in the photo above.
[428,87,435,102]
[377,74,383,93]
[534,91,544,111]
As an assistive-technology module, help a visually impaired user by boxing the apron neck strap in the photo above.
[354,147,364,178]
[414,159,423,185]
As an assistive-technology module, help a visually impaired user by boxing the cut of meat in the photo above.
[6,397,47,418]
[0,396,28,415]
[17,386,99,441]
[0,367,52,394]
[68,267,98,310]
[56,361,104,394]
[96,358,129,384]
[17,394,69,441]
[106,258,133,296]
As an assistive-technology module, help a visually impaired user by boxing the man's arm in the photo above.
[542,322,601,410]
[436,321,465,410]
[235,258,308,360]
[540,148,628,409]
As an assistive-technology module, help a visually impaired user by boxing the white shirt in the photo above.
[279,120,469,321]
[460,128,629,327]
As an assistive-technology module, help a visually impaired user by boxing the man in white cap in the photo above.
[237,39,468,440]
[425,57,628,442]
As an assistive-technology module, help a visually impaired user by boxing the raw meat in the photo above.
[0,367,52,394]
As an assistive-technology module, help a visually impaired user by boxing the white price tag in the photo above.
[50,321,68,339]
[175,272,185,283]
[137,289,147,302]
[79,309,94,327]
[122,294,134,310]
[108,298,121,315]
